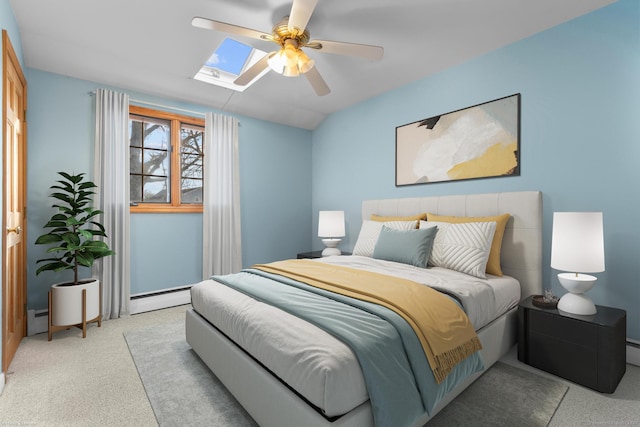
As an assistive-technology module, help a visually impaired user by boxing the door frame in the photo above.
[2,29,28,373]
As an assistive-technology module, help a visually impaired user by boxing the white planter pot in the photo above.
[50,279,100,326]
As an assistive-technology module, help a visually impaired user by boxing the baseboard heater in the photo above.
[130,285,192,315]
[27,285,192,336]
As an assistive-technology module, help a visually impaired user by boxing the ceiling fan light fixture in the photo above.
[268,40,314,77]
[283,40,299,58]
[267,51,285,74]
[267,41,298,75]
[297,50,314,74]
[281,41,301,76]
[282,65,301,77]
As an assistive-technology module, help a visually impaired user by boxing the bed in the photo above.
[186,190,542,427]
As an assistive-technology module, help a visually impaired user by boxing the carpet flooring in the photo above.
[125,319,568,427]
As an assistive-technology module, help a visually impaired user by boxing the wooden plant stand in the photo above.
[48,282,102,341]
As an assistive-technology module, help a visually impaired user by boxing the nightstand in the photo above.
[296,251,351,259]
[517,295,626,393]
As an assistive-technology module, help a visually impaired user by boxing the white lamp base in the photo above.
[557,272,597,315]
[321,238,342,257]
[557,293,597,315]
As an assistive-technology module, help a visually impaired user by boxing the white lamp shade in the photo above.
[551,212,605,273]
[318,211,345,238]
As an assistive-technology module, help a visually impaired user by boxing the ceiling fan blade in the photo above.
[192,17,271,41]
[305,67,330,96]
[306,39,384,61]
[288,0,318,34]
[234,54,270,86]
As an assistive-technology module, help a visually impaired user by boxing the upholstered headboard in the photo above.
[362,191,543,300]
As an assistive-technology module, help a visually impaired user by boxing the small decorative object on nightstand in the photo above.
[531,289,559,309]
[518,295,626,393]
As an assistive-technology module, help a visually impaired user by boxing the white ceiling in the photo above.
[11,0,615,130]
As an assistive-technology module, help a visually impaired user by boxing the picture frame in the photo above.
[395,94,521,186]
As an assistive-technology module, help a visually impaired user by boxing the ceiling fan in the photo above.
[192,0,384,96]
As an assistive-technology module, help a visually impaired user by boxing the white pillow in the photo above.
[352,220,417,257]
[425,221,497,278]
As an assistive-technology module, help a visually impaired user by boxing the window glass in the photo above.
[180,124,204,204]
[130,115,171,204]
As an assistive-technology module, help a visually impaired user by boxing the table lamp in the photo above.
[550,212,605,315]
[318,210,345,256]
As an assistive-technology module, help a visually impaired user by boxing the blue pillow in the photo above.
[372,225,438,268]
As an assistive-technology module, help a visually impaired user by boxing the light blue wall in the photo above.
[312,0,640,341]
[130,214,203,294]
[25,69,312,307]
[1,0,22,64]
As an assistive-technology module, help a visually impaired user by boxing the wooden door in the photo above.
[2,30,27,373]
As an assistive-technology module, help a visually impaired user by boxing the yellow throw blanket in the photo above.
[253,259,482,384]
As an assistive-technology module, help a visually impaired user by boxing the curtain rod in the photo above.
[89,91,205,117]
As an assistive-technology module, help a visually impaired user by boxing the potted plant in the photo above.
[35,171,115,340]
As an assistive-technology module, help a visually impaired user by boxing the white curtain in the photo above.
[93,88,131,319]
[203,113,242,278]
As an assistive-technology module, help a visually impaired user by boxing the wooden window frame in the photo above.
[129,105,204,213]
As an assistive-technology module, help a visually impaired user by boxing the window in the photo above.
[129,105,204,213]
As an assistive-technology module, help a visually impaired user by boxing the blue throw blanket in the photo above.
[212,268,484,427]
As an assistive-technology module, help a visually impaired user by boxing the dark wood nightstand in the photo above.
[517,295,626,393]
[296,251,351,259]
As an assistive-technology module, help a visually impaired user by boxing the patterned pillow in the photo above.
[353,220,417,257]
[426,221,497,278]
[426,213,510,276]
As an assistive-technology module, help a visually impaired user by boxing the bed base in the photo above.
[186,190,541,426]
[186,306,517,427]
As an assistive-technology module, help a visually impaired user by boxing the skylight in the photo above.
[194,38,269,92]
[207,38,252,75]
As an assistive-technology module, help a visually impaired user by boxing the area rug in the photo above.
[428,361,569,426]
[124,320,257,426]
[125,320,568,427]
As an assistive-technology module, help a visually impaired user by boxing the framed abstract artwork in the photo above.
[395,94,521,186]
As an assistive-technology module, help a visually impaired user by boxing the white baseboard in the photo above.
[0,372,5,396]
[627,340,640,367]
[26,287,192,336]
[130,288,191,314]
